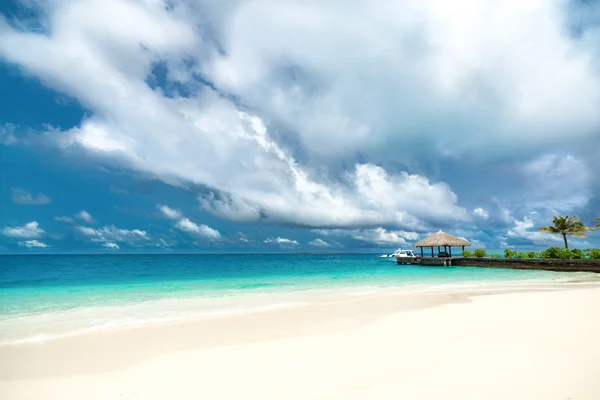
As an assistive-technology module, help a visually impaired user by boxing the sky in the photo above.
[1,0,599,254]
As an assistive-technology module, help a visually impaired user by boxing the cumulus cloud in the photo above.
[103,242,120,250]
[264,237,300,247]
[20,239,49,248]
[2,0,599,238]
[2,221,45,239]
[316,227,419,246]
[11,188,51,205]
[195,0,600,170]
[157,204,182,220]
[349,227,415,246]
[308,238,335,248]
[157,204,221,240]
[200,162,468,229]
[175,218,221,240]
[75,210,96,224]
[506,216,562,246]
[473,208,489,219]
[76,225,149,243]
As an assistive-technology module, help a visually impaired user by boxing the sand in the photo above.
[2,286,600,399]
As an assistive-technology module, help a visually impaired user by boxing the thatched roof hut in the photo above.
[413,230,471,257]
[414,230,471,248]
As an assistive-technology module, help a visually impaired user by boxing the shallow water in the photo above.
[0,254,595,344]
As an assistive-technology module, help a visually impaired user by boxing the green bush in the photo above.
[490,253,501,258]
[540,247,569,259]
[569,249,585,259]
[584,249,600,259]
[540,247,589,259]
[506,247,600,259]
[504,249,517,259]
[473,249,488,258]
[461,249,473,258]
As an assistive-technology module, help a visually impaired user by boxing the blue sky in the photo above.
[1,0,599,254]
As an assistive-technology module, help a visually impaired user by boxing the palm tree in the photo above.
[539,215,591,249]
[595,217,600,229]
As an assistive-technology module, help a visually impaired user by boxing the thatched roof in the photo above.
[413,230,472,248]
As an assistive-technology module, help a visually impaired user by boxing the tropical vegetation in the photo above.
[460,249,473,258]
[500,247,600,260]
[457,214,600,260]
[538,215,592,249]
[473,249,488,258]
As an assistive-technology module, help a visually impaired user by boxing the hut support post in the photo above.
[449,247,452,257]
[420,247,423,257]
[431,247,434,257]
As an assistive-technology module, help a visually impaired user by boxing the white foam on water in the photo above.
[0,294,313,346]
[2,273,598,346]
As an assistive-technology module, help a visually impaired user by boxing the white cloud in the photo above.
[103,242,120,250]
[75,210,96,224]
[76,225,149,243]
[264,237,300,247]
[54,216,74,223]
[350,227,413,246]
[199,192,262,223]
[473,208,489,219]
[155,238,174,248]
[175,218,221,240]
[157,204,182,220]
[0,124,18,145]
[2,0,599,234]
[159,205,222,240]
[19,239,49,248]
[2,221,45,239]
[199,162,468,230]
[11,188,51,205]
[316,227,419,247]
[506,216,562,246]
[202,0,600,160]
[469,239,486,249]
[308,238,335,248]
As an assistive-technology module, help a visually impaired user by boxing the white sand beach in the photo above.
[2,286,600,400]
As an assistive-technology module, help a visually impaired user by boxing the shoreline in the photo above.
[2,280,600,381]
[3,284,600,399]
[2,274,599,347]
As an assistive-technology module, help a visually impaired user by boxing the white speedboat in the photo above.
[379,248,417,258]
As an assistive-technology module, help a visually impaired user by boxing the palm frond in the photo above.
[539,226,559,234]
[538,215,592,248]
[569,233,587,238]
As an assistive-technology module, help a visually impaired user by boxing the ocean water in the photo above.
[0,254,595,344]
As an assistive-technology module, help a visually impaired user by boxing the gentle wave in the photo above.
[2,275,596,346]
[1,300,311,346]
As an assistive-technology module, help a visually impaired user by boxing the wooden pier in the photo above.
[396,257,452,266]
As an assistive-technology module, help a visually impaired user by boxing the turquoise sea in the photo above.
[0,254,595,344]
